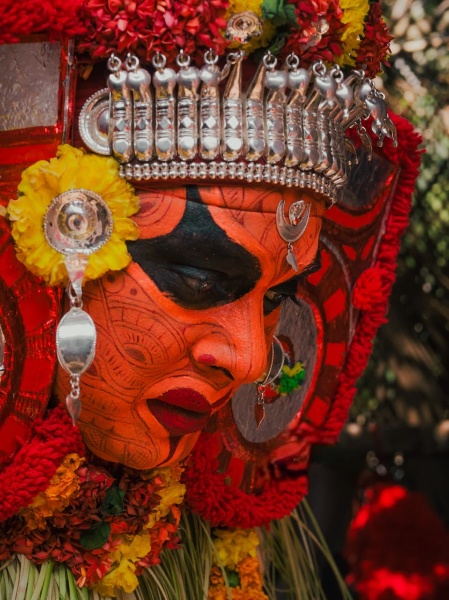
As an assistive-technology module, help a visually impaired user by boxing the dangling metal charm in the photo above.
[44,188,112,425]
[254,337,286,429]
[56,281,96,424]
[276,198,311,271]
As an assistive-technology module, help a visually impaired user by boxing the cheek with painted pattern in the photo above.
[55,185,325,470]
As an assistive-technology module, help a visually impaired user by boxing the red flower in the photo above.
[183,433,308,529]
[280,0,345,65]
[0,0,87,44]
[355,1,393,78]
[77,0,230,64]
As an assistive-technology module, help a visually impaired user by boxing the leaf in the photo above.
[101,485,125,516]
[224,569,240,588]
[79,522,111,550]
[267,31,289,55]
[262,0,298,27]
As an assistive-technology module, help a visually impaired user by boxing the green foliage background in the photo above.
[352,0,449,427]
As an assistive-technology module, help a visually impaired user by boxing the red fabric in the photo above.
[183,434,308,528]
[345,484,449,600]
[0,406,85,522]
[318,113,423,443]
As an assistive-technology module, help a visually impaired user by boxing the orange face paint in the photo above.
[55,184,325,469]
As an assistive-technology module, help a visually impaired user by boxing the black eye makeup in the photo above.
[127,186,322,312]
[262,251,322,315]
[127,186,262,310]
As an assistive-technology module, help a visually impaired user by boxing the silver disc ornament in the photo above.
[78,88,110,156]
[44,189,113,255]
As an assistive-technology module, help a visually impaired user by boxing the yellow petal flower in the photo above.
[95,558,139,596]
[7,145,140,286]
[337,0,370,67]
[213,529,260,570]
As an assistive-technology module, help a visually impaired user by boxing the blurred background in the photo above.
[307,1,449,597]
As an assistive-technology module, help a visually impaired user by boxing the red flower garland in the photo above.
[0,406,85,523]
[183,433,308,529]
[352,267,388,312]
[282,0,346,65]
[77,0,230,63]
[0,408,183,590]
[355,1,394,78]
[0,0,87,44]
[0,0,393,73]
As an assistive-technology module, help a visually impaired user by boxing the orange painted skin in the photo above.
[55,184,326,469]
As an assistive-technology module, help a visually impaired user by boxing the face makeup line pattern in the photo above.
[55,185,325,469]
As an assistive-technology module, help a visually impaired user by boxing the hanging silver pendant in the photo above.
[56,300,96,425]
[56,307,96,376]
[276,199,311,271]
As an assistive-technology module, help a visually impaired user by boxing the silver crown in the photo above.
[79,49,398,205]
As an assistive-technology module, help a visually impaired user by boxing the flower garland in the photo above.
[354,0,394,77]
[0,0,393,76]
[315,112,423,443]
[6,145,140,286]
[183,433,308,529]
[77,0,230,64]
[208,528,268,600]
[337,0,370,68]
[0,0,87,45]
[0,409,185,596]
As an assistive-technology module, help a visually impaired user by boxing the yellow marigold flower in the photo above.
[23,453,84,530]
[95,558,139,596]
[7,145,140,286]
[338,0,370,67]
[213,529,260,571]
[226,0,276,55]
[146,466,186,524]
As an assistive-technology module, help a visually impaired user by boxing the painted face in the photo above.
[55,184,325,469]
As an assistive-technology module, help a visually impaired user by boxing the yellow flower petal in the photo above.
[7,145,140,286]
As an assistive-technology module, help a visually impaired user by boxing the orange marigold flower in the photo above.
[237,556,264,590]
[22,453,84,530]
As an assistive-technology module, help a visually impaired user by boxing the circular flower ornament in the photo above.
[7,145,140,286]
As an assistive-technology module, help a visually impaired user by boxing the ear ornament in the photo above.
[276,198,311,271]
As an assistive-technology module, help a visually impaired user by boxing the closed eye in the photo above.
[155,264,238,309]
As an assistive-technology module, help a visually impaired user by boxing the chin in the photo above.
[79,423,165,471]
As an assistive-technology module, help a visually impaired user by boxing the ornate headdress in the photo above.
[80,45,396,205]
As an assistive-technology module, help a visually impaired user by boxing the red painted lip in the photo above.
[147,388,212,436]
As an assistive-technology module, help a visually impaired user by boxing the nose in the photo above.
[188,295,269,386]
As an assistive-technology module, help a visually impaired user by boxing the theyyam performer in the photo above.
[0,1,421,598]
